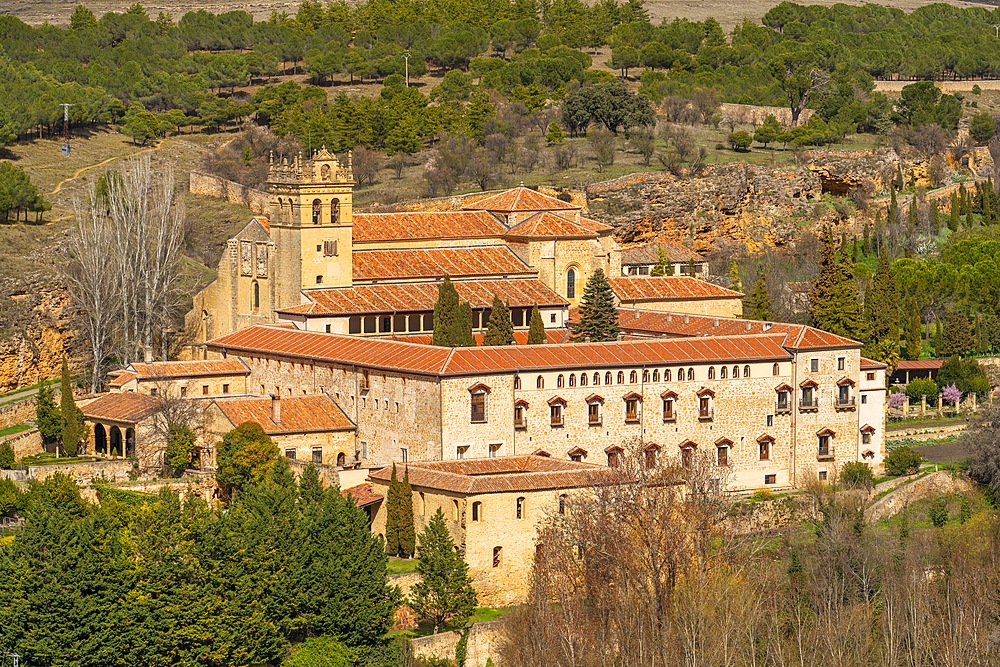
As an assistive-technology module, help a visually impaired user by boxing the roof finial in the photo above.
[519,180,524,187]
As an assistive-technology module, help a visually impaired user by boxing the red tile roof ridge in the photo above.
[608,276,744,301]
[462,186,580,212]
[860,356,888,370]
[129,358,250,379]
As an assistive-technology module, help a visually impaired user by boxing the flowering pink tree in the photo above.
[942,384,963,406]
[888,392,907,409]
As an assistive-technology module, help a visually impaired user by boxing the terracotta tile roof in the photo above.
[129,359,250,380]
[622,242,704,265]
[108,371,136,388]
[504,212,601,240]
[369,455,621,494]
[212,394,355,435]
[344,483,383,507]
[860,357,888,370]
[352,246,533,282]
[617,309,862,350]
[391,329,573,345]
[895,359,945,371]
[462,186,580,213]
[281,279,566,316]
[352,211,507,243]
[81,392,162,423]
[609,277,744,303]
[208,326,793,378]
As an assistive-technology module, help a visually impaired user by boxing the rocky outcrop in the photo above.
[587,164,822,251]
[804,148,902,196]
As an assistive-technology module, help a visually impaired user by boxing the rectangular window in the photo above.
[323,239,338,256]
[325,324,331,333]
[222,383,230,394]
[759,440,770,461]
[837,357,845,371]
[471,393,487,423]
[765,474,776,485]
[423,313,434,331]
[588,402,601,425]
[394,314,406,332]
[810,358,819,373]
[409,314,421,332]
[202,385,209,396]
[380,316,391,333]
[550,313,556,324]
[698,397,712,419]
[514,405,525,428]
[818,435,831,457]
[717,446,728,466]
[285,449,296,459]
[662,399,675,421]
[349,316,362,334]
[150,387,157,397]
[766,414,774,427]
[862,432,872,445]
[550,404,563,426]
[818,471,828,481]
[625,399,639,422]
[867,372,876,381]
[312,447,322,464]
[400,447,408,463]
[361,442,368,459]
[363,316,376,334]
[180,386,187,398]
[861,394,868,404]
[512,309,524,327]
[801,387,814,407]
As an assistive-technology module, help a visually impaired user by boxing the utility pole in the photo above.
[994,24,999,38]
[403,52,410,88]
[58,102,76,156]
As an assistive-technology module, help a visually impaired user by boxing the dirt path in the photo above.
[48,143,159,196]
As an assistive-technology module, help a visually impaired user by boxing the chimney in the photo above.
[509,212,517,226]
[143,346,153,364]
[713,317,719,328]
[666,314,672,322]
[270,393,281,424]
[745,321,752,332]
[683,315,689,324]
[617,332,625,341]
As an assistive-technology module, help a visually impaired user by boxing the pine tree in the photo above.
[432,277,460,346]
[482,295,515,346]
[728,260,741,291]
[572,269,621,342]
[59,358,84,457]
[808,229,867,341]
[904,302,922,360]
[744,274,773,320]
[650,248,672,276]
[411,508,478,634]
[940,309,976,357]
[545,121,565,145]
[385,463,401,557]
[950,192,960,231]
[862,250,900,367]
[399,467,416,558]
[527,304,546,344]
[35,382,61,444]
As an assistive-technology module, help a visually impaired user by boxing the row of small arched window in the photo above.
[274,197,341,225]
[515,363,778,390]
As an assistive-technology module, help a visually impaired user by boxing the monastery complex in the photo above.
[77,150,888,604]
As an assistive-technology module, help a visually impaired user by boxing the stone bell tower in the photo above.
[267,147,355,310]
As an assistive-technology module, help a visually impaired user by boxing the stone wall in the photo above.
[865,471,977,522]
[28,459,133,484]
[189,172,269,214]
[409,621,502,667]
[720,102,814,128]
[0,396,37,430]
[1,427,42,461]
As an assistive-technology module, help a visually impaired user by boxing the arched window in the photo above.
[580,373,588,386]
[744,365,751,377]
[720,366,728,379]
[687,368,694,381]
[605,372,613,385]
[472,501,482,522]
[418,492,426,516]
[516,497,525,520]
[559,494,567,515]
[652,370,659,382]
[642,370,649,383]
[677,368,684,381]
[593,372,601,385]
[557,374,565,388]
[617,371,624,384]
[330,197,340,224]
[452,499,460,520]
[252,281,260,310]
[312,199,322,224]
[567,268,577,299]
[536,375,544,389]
[568,374,576,387]
[664,369,671,381]
[732,365,740,378]
[773,362,780,376]
[336,452,346,467]
[630,371,637,383]
[514,375,521,390]
[708,367,716,380]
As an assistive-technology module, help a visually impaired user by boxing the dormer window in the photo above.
[549,397,567,427]
[758,434,774,461]
[623,393,642,423]
[775,384,793,414]
[567,446,586,462]
[661,391,677,422]
[697,388,714,421]
[817,429,835,459]
[836,378,856,410]
[715,438,732,467]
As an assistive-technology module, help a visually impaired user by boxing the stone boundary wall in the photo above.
[720,102,814,128]
[865,471,977,522]
[1,427,42,461]
[28,459,133,485]
[388,572,421,599]
[409,621,502,667]
[0,396,37,430]
[189,171,269,214]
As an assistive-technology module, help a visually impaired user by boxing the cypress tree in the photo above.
[949,192,960,231]
[889,188,899,225]
[904,302,922,360]
[983,193,992,225]
[929,199,940,230]
[728,260,741,291]
[410,508,478,634]
[35,382,62,444]
[808,229,867,341]
[572,268,621,342]
[453,302,475,347]
[432,277,460,346]
[852,235,860,263]
[862,222,871,256]
[482,295,515,346]
[650,248,672,276]
[59,357,84,457]
[385,463,401,557]
[907,199,918,228]
[744,274,774,321]
[527,304,546,344]
[862,250,900,367]
[874,208,883,253]
[399,467,416,558]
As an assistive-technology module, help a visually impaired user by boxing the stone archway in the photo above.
[125,428,135,459]
[110,426,123,457]
[94,423,107,455]
[337,452,346,467]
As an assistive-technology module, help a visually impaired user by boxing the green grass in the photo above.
[387,557,418,575]
[0,423,32,438]
[19,452,98,466]
[388,607,509,639]
[887,415,967,432]
[468,606,507,624]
